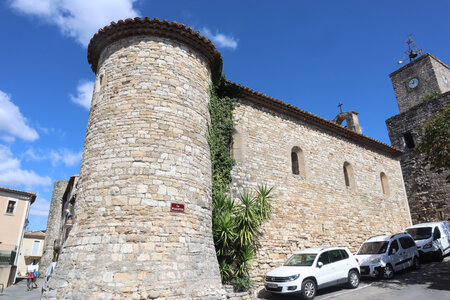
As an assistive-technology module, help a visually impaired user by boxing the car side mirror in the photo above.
[317,262,323,268]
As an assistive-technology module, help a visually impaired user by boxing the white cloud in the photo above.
[49,148,82,166]
[25,148,82,167]
[30,197,51,217]
[0,90,39,142]
[9,0,140,47]
[201,27,239,50]
[0,145,52,187]
[70,80,94,110]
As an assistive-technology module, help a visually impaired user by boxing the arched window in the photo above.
[291,147,305,176]
[380,172,390,196]
[343,162,355,188]
[291,152,299,175]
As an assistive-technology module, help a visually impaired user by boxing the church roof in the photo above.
[231,82,403,157]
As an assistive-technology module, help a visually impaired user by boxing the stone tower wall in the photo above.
[386,93,450,223]
[231,99,412,282]
[40,180,68,274]
[390,54,450,113]
[43,20,224,299]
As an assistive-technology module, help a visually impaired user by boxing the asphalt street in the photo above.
[1,257,448,300]
[258,255,450,300]
[0,278,42,300]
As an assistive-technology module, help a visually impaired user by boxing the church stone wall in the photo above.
[231,99,412,282]
[386,93,450,223]
[42,35,224,299]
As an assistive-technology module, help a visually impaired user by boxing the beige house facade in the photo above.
[0,186,36,287]
[16,230,45,277]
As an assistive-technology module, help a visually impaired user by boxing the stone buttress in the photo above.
[42,18,225,299]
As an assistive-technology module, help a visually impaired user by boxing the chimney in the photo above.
[332,111,362,134]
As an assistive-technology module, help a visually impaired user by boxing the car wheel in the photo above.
[413,256,420,270]
[301,279,317,300]
[436,250,444,262]
[347,270,360,289]
[383,264,394,279]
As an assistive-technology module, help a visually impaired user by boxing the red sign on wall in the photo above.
[170,203,185,213]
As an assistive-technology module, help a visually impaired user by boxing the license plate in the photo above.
[267,283,278,288]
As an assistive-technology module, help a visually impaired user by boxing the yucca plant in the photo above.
[212,185,273,291]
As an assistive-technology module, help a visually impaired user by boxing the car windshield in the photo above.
[357,242,389,254]
[406,227,432,240]
[284,253,317,266]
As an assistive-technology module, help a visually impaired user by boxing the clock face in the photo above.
[408,78,419,89]
[442,75,448,84]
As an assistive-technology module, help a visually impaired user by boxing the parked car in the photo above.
[405,221,450,261]
[355,233,420,279]
[265,247,360,299]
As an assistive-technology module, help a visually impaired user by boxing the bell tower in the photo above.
[390,52,450,113]
[386,42,450,224]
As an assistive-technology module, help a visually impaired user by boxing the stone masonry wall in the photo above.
[43,36,224,299]
[386,93,450,223]
[40,180,68,274]
[231,99,412,283]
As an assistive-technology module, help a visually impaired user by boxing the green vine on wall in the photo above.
[208,75,273,291]
[208,75,237,196]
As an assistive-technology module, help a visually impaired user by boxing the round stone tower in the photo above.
[42,18,224,299]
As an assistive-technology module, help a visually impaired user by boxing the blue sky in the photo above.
[1,0,449,231]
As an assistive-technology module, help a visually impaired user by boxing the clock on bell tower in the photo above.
[390,53,450,113]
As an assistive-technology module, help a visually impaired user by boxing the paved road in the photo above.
[0,278,42,300]
[258,256,450,300]
[1,257,448,300]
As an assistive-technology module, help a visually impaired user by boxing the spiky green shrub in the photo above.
[207,74,274,291]
[212,186,274,288]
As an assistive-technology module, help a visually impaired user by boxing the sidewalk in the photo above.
[0,278,42,300]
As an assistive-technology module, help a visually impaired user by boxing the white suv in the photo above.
[355,233,420,279]
[405,221,450,261]
[265,247,360,299]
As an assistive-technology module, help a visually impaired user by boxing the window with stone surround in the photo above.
[291,146,305,176]
[343,162,355,188]
[380,172,390,196]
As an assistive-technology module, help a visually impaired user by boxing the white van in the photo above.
[405,221,450,261]
[355,233,420,279]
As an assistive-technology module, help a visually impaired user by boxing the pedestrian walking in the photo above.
[26,272,32,291]
[32,269,38,288]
